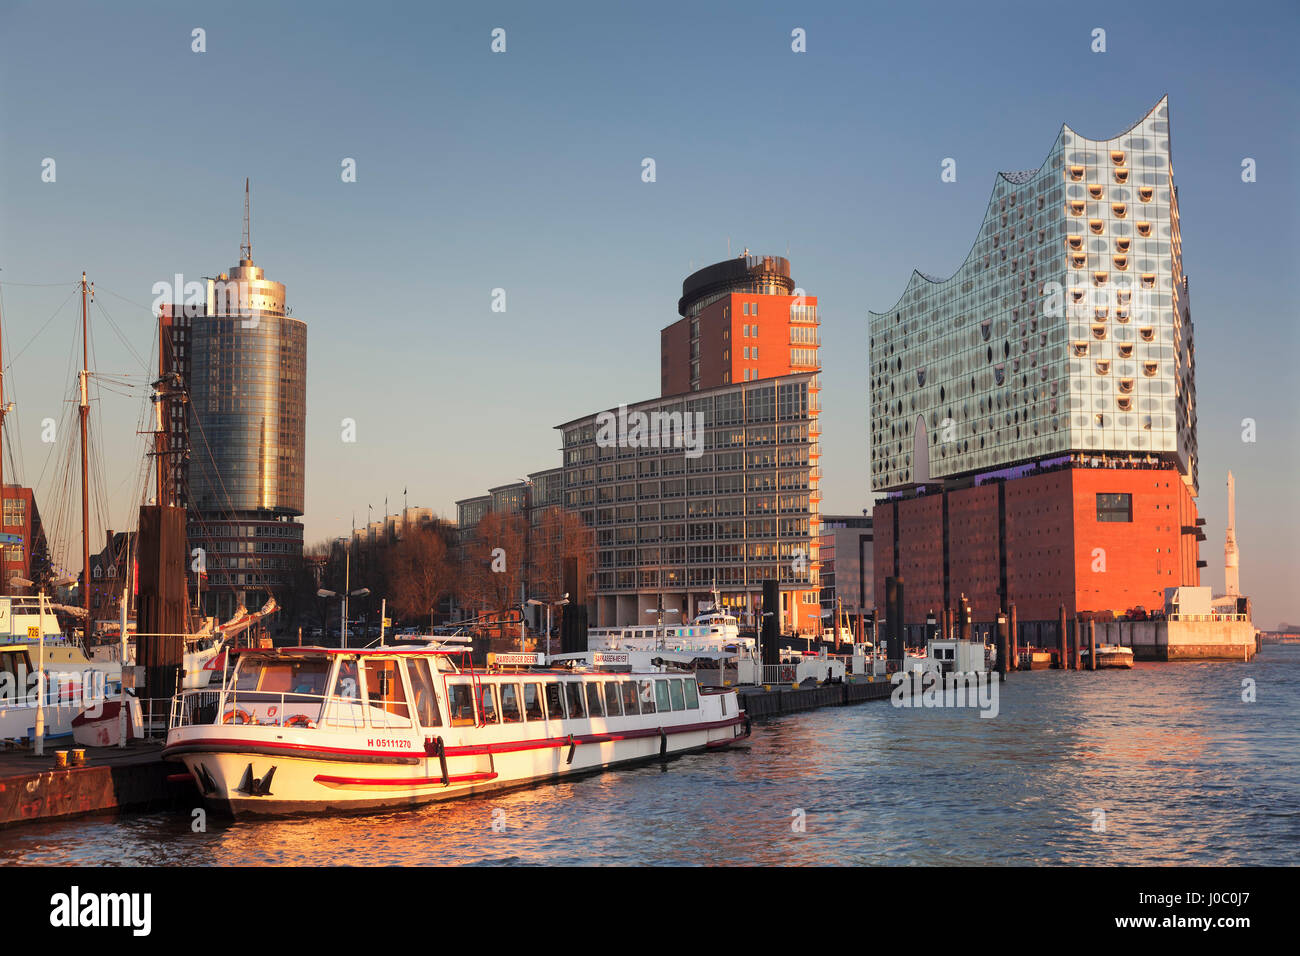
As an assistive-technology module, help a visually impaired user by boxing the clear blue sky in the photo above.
[1,0,1296,625]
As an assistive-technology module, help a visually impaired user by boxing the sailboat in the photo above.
[1,274,123,744]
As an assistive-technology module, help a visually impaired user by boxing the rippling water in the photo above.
[3,646,1296,865]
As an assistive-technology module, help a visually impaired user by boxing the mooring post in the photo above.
[1072,618,1083,670]
[1088,619,1097,671]
[996,613,1009,679]
[1057,604,1067,669]
[1009,603,1019,671]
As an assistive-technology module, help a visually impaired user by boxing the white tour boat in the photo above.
[163,643,751,816]
[588,605,754,656]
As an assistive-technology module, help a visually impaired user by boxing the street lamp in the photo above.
[646,606,679,649]
[528,593,569,657]
[318,586,370,648]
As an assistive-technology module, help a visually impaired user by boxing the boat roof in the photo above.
[231,644,462,658]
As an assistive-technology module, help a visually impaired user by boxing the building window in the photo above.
[2,497,24,526]
[1096,493,1132,523]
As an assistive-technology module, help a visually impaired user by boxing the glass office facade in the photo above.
[869,96,1198,494]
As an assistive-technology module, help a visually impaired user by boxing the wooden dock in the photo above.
[0,742,189,828]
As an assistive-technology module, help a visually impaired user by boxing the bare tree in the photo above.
[385,526,455,629]
[457,510,526,625]
[528,506,595,604]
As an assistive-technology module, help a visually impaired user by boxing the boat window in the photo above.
[234,657,329,695]
[1,650,28,680]
[544,682,566,719]
[621,681,641,715]
[499,683,522,723]
[408,658,443,728]
[603,681,623,717]
[448,682,476,726]
[669,679,686,711]
[565,682,586,719]
[523,683,545,720]
[655,680,672,713]
[479,684,499,724]
[362,659,411,727]
[638,679,657,714]
[333,659,361,700]
[684,680,699,709]
[585,682,604,718]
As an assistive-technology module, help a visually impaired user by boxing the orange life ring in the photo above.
[284,713,315,729]
[222,708,253,725]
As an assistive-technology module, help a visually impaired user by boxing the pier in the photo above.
[0,742,185,829]
[736,677,895,718]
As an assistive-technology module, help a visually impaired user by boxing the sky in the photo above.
[1,0,1297,625]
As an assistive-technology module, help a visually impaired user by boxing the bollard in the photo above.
[54,750,69,769]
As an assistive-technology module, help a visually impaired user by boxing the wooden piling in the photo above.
[1009,603,1019,671]
[996,613,1009,679]
[1088,619,1097,671]
[1056,604,1067,669]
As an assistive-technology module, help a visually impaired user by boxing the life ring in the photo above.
[222,708,253,725]
[284,714,315,729]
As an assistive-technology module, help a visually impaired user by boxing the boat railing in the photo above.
[169,687,415,733]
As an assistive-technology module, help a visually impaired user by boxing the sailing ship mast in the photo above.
[79,273,92,632]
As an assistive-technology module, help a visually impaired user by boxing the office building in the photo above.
[164,201,307,619]
[661,253,820,394]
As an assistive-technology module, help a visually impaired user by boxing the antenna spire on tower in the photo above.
[241,177,252,262]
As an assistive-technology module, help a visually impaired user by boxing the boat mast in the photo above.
[79,273,92,632]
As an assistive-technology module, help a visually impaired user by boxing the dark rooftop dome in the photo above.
[678,253,794,316]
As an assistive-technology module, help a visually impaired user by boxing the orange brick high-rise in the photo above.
[869,97,1202,644]
[661,253,820,395]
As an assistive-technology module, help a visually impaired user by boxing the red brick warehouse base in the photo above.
[874,462,1201,634]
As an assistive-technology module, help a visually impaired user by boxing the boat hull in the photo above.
[166,716,749,817]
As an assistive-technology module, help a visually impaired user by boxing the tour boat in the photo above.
[163,643,751,816]
[1080,644,1135,669]
[588,606,753,656]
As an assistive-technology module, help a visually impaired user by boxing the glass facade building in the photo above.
[186,257,307,617]
[869,96,1197,496]
[868,98,1202,632]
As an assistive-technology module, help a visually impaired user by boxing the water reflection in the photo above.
[1,647,1295,865]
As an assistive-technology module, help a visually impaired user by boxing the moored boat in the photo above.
[1081,644,1135,669]
[163,642,750,816]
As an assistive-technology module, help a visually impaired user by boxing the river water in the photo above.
[2,646,1296,866]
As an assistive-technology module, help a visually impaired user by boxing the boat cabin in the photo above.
[208,647,718,734]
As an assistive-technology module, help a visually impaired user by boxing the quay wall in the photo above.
[1089,620,1257,661]
[0,749,188,829]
